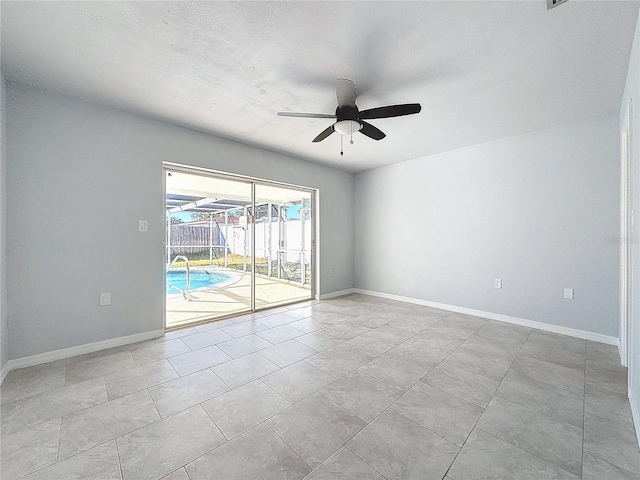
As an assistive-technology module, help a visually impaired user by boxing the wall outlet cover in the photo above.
[564,288,574,299]
[494,278,502,289]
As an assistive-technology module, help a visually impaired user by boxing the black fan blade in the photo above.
[278,112,336,119]
[312,125,335,143]
[336,78,356,107]
[360,121,386,141]
[359,103,422,120]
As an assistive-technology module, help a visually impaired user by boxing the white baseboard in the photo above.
[631,390,640,452]
[2,329,165,381]
[1,361,9,384]
[353,288,619,346]
[319,288,355,300]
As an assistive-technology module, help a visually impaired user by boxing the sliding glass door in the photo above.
[164,165,315,329]
[254,184,313,310]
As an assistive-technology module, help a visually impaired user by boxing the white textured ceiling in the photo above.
[1,1,638,172]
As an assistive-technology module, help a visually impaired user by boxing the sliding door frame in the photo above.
[163,162,317,329]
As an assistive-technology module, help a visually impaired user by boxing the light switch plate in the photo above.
[99,292,111,305]
[138,220,148,232]
[564,288,574,299]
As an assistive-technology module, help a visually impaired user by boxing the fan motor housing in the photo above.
[336,105,360,121]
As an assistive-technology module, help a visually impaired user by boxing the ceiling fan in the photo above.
[277,78,421,145]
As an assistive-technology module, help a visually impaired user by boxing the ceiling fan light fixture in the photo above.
[333,119,362,136]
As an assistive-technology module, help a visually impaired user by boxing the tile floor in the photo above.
[1,294,639,479]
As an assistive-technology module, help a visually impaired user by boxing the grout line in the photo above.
[114,437,125,480]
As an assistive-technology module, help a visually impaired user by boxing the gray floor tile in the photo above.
[257,324,306,344]
[167,344,232,376]
[422,361,499,407]
[583,412,640,474]
[202,379,290,439]
[477,396,583,474]
[180,328,234,349]
[391,381,483,446]
[304,447,386,480]
[495,372,584,427]
[186,423,310,480]
[426,321,479,341]
[1,377,107,436]
[130,339,191,365]
[384,315,437,333]
[217,334,274,358]
[296,330,346,350]
[305,349,369,378]
[160,468,190,480]
[334,334,396,360]
[474,321,532,345]
[586,359,628,395]
[148,368,229,417]
[194,318,237,332]
[221,320,269,338]
[346,408,459,480]
[448,429,578,480]
[262,361,335,403]
[117,405,226,480]
[586,341,622,365]
[0,362,66,404]
[462,334,522,361]
[414,328,465,353]
[440,312,488,331]
[58,389,160,460]
[443,345,512,381]
[211,352,280,388]
[0,418,60,480]
[366,325,414,344]
[322,321,371,341]
[64,350,135,384]
[287,317,334,333]
[509,355,584,394]
[585,384,634,428]
[21,440,122,480]
[526,330,586,355]
[582,452,640,480]
[357,354,429,392]
[348,313,393,328]
[283,307,314,320]
[258,340,317,367]
[257,313,296,328]
[267,393,365,468]
[321,370,402,422]
[104,359,179,400]
[518,341,585,370]
[384,338,450,369]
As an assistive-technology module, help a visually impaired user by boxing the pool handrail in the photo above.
[167,255,191,301]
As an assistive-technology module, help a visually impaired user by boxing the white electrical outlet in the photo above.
[138,220,148,232]
[99,292,111,305]
[564,288,574,299]
[494,278,502,289]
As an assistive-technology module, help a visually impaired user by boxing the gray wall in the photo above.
[1,75,8,371]
[6,81,354,359]
[355,113,620,337]
[620,11,640,434]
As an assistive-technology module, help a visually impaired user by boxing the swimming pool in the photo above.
[166,269,230,295]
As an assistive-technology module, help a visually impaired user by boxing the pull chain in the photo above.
[340,134,343,156]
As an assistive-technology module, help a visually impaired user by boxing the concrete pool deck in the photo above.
[166,269,312,328]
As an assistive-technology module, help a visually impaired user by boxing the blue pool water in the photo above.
[166,270,230,294]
